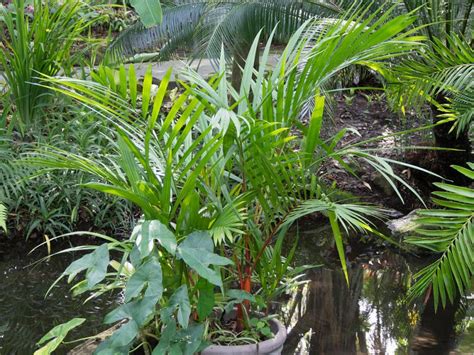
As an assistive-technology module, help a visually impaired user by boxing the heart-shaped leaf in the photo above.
[134,220,177,259]
[177,231,232,286]
[63,244,109,289]
[124,257,163,302]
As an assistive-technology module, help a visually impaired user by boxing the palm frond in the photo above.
[437,88,474,135]
[0,202,7,233]
[402,0,473,41]
[389,33,474,133]
[106,2,207,63]
[406,163,474,310]
[107,0,343,63]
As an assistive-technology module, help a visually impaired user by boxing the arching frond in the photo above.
[107,2,207,62]
[106,0,343,63]
[389,33,474,133]
[401,0,473,41]
[0,203,7,233]
[406,163,474,310]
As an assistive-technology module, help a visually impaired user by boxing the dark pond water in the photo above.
[280,225,474,354]
[0,243,116,355]
[0,227,472,354]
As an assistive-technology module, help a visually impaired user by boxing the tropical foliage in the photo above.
[0,0,99,134]
[388,0,473,180]
[26,6,431,352]
[406,163,474,310]
[107,0,343,62]
[0,0,472,352]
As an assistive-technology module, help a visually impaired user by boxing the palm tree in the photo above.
[106,0,389,87]
[25,6,429,350]
[391,0,473,184]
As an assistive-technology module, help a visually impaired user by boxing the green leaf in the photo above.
[105,296,156,326]
[407,165,474,309]
[196,278,215,321]
[124,257,163,302]
[0,203,7,233]
[302,94,325,163]
[181,323,206,355]
[177,231,232,286]
[152,321,205,355]
[452,165,474,180]
[133,220,177,259]
[152,319,178,355]
[161,285,191,329]
[35,318,85,355]
[94,322,138,355]
[130,0,162,28]
[434,182,474,199]
[328,211,349,285]
[63,244,109,289]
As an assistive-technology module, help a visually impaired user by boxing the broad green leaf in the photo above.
[177,231,232,286]
[63,244,109,289]
[196,279,215,321]
[152,321,205,355]
[94,322,138,355]
[105,296,156,326]
[130,0,162,28]
[124,257,163,302]
[181,323,206,355]
[152,319,178,355]
[35,318,85,355]
[134,220,177,259]
[161,285,191,329]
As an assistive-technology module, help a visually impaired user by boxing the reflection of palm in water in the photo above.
[283,266,364,354]
[411,294,460,354]
[282,253,464,355]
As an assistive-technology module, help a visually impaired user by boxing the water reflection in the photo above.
[0,246,116,354]
[282,249,472,354]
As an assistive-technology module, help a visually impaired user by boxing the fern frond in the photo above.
[406,164,474,310]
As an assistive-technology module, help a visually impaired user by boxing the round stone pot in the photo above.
[201,317,287,355]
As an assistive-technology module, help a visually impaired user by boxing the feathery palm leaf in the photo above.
[0,203,7,233]
[106,0,344,63]
[389,33,473,135]
[25,67,222,229]
[402,0,473,42]
[406,163,474,310]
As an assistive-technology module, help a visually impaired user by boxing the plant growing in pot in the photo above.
[30,6,424,353]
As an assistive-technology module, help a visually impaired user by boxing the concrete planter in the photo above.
[201,317,287,355]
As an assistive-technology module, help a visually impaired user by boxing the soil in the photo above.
[320,91,439,214]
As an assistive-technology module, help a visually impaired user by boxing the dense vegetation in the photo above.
[0,0,472,354]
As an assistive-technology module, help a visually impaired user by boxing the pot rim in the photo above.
[202,316,286,353]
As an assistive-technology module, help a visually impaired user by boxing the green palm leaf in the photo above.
[389,33,474,136]
[106,0,343,63]
[0,203,7,233]
[406,163,474,310]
